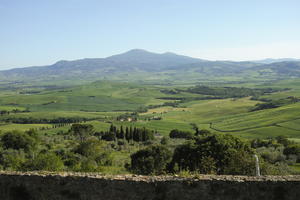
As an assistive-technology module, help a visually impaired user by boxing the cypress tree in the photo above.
[133,127,137,142]
[125,126,130,142]
[109,124,114,132]
[129,126,133,141]
[116,129,121,139]
[142,127,146,141]
[120,125,125,139]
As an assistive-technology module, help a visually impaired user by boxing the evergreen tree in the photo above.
[133,127,138,142]
[116,129,121,139]
[109,124,114,133]
[120,126,125,139]
[129,126,133,141]
[125,127,130,142]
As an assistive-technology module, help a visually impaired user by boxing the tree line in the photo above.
[1,117,89,124]
[186,86,281,98]
[0,108,30,116]
[128,134,300,176]
[96,124,154,142]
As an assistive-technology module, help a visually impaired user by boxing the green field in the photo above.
[0,79,299,141]
[0,123,51,132]
[0,78,299,175]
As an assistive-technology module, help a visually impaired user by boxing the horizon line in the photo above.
[1,49,300,70]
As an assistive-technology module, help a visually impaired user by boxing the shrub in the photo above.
[169,134,255,175]
[0,149,27,170]
[169,129,193,139]
[1,131,37,152]
[28,153,64,171]
[283,144,300,156]
[69,124,94,142]
[195,129,211,136]
[160,137,169,145]
[130,145,172,175]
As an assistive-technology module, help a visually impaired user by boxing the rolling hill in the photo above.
[0,49,300,84]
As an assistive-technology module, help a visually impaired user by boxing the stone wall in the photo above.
[0,172,299,200]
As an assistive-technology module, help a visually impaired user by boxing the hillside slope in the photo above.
[2,49,299,84]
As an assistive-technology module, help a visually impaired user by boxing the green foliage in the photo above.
[257,146,286,164]
[99,124,154,143]
[169,129,193,139]
[260,161,295,175]
[1,130,37,152]
[73,139,104,157]
[79,158,99,172]
[0,78,300,175]
[250,102,279,111]
[27,153,64,171]
[195,129,211,136]
[69,124,94,142]
[160,137,169,145]
[70,138,113,171]
[0,149,27,170]
[2,116,88,124]
[169,134,255,175]
[130,145,172,175]
[197,156,217,174]
[251,97,300,112]
[284,144,300,156]
[187,85,279,98]
[276,135,293,147]
[223,151,255,175]
[61,152,81,170]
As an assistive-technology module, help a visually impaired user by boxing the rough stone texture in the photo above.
[0,172,299,200]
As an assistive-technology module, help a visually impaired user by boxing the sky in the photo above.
[0,0,300,69]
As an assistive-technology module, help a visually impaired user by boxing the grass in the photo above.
[0,111,122,120]
[0,81,172,112]
[0,106,26,111]
[290,163,300,174]
[212,102,300,128]
[0,123,51,133]
[0,80,299,140]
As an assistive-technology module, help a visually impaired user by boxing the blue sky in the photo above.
[0,0,300,69]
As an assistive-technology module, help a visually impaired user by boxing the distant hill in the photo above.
[0,49,300,84]
[252,58,300,64]
[251,61,300,77]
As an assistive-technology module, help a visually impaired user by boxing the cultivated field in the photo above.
[0,79,299,140]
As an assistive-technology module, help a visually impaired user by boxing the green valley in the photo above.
[0,50,299,176]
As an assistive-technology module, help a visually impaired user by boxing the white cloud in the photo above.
[182,42,300,61]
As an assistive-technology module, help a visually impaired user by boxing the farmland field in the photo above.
[0,79,299,140]
[0,72,299,176]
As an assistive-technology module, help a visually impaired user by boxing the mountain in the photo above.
[252,58,300,64]
[0,49,300,84]
[0,49,205,82]
[251,61,300,77]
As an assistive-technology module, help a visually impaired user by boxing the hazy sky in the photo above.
[0,0,300,69]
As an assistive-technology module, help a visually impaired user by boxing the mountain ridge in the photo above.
[1,49,300,83]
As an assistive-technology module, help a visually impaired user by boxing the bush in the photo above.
[1,131,37,152]
[72,139,113,171]
[0,149,27,170]
[283,144,300,156]
[169,129,193,139]
[130,145,172,175]
[73,139,105,157]
[69,124,94,142]
[260,161,295,175]
[79,158,98,172]
[28,153,64,171]
[160,137,169,145]
[195,129,211,136]
[169,134,255,175]
[260,147,286,164]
